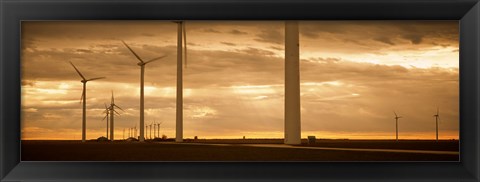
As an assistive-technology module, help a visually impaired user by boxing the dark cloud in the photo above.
[229,29,248,35]
[22,21,176,42]
[402,34,423,44]
[220,42,237,46]
[203,28,221,33]
[76,49,94,54]
[300,21,458,51]
[255,29,284,44]
[141,33,155,37]
[373,36,396,45]
[21,80,36,86]
[269,46,283,51]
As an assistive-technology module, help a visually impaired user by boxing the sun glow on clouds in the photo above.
[230,85,280,95]
[190,106,218,119]
[302,46,458,69]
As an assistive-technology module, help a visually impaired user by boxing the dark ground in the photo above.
[21,139,459,161]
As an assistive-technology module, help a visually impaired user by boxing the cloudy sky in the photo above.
[21,21,459,140]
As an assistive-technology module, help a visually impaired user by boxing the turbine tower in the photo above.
[109,91,124,141]
[122,41,167,142]
[70,61,105,142]
[394,111,402,142]
[102,103,110,139]
[157,121,164,138]
[284,21,301,144]
[153,120,157,138]
[149,122,153,139]
[433,107,440,142]
[174,21,188,142]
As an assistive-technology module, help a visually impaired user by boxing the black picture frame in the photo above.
[1,0,479,181]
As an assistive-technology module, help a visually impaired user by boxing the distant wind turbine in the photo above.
[148,121,152,140]
[102,103,110,139]
[174,21,188,142]
[122,41,167,142]
[157,121,164,138]
[394,111,402,142]
[109,91,124,141]
[70,61,106,142]
[434,107,440,142]
[153,120,157,138]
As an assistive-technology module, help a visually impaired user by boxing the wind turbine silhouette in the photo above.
[102,103,110,139]
[433,107,440,142]
[109,91,124,141]
[70,61,105,142]
[153,120,157,138]
[394,111,402,142]
[134,124,137,139]
[174,21,188,142]
[149,121,154,140]
[157,121,164,138]
[122,40,167,142]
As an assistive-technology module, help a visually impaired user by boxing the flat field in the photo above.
[21,139,459,161]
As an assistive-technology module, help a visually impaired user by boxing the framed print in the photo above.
[1,0,479,181]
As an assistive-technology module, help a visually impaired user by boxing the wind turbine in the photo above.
[122,41,167,142]
[134,124,137,139]
[153,120,157,138]
[109,91,124,141]
[70,61,106,142]
[433,107,440,142]
[102,103,110,139]
[145,125,149,140]
[149,121,154,140]
[174,21,188,142]
[394,111,402,142]
[157,121,164,138]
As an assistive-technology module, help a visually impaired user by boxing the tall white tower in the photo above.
[176,22,184,142]
[284,21,301,145]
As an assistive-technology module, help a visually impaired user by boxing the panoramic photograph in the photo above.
[21,21,459,161]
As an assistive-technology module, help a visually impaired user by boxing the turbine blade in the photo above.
[144,55,167,64]
[393,111,398,117]
[102,114,107,121]
[86,77,106,81]
[79,90,85,104]
[70,61,86,80]
[114,104,124,111]
[114,109,120,115]
[183,21,187,68]
[437,107,439,115]
[121,40,144,63]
